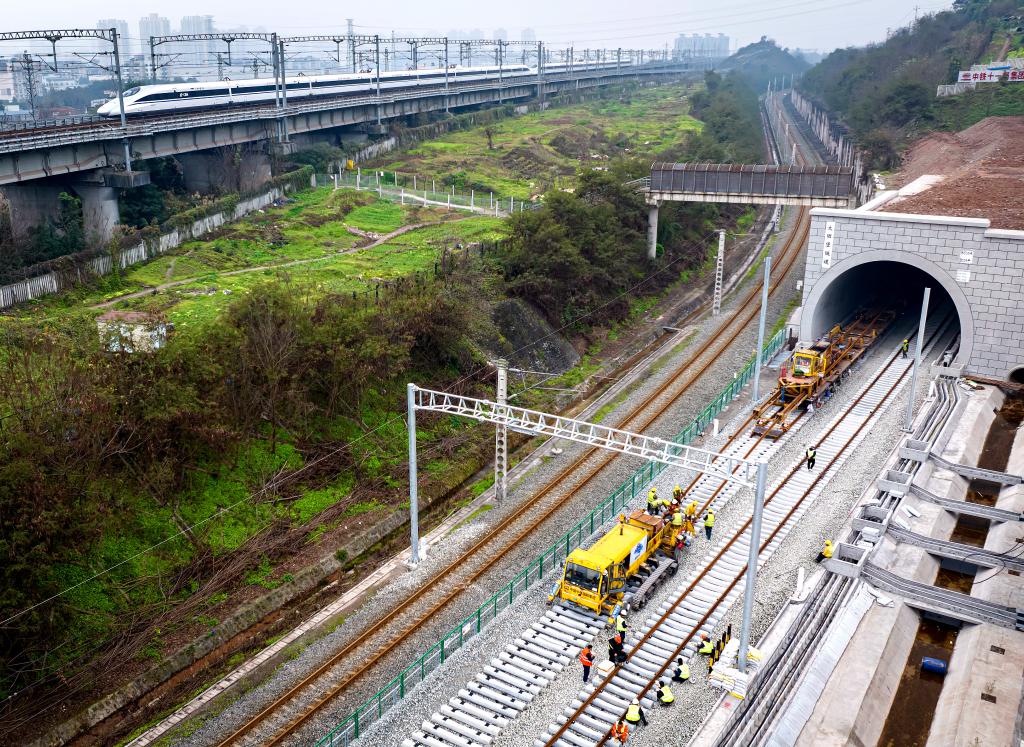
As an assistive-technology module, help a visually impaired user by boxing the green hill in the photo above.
[799,0,1024,164]
[719,37,810,93]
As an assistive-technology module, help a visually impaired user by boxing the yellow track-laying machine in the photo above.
[549,509,683,617]
[753,311,893,438]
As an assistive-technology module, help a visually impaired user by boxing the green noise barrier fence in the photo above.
[315,325,787,747]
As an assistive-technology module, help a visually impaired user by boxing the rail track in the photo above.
[214,206,810,746]
[536,309,957,747]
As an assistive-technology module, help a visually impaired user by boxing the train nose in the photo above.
[96,99,121,117]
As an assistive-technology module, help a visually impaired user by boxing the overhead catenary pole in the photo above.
[408,383,420,565]
[713,230,725,315]
[374,35,382,124]
[110,28,132,171]
[904,287,931,431]
[443,37,449,113]
[494,359,509,502]
[738,461,768,673]
[277,36,290,143]
[751,254,772,402]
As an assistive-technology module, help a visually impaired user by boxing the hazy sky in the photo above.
[4,0,951,53]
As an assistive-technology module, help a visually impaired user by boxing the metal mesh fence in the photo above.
[315,325,787,747]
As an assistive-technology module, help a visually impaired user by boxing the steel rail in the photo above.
[541,310,952,747]
[213,209,810,746]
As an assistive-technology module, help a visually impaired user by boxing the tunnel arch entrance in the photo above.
[801,250,971,366]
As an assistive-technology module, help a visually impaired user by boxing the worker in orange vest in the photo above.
[611,720,629,745]
[579,644,595,683]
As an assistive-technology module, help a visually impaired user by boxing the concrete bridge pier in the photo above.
[646,200,660,259]
[1,168,149,248]
[177,145,273,195]
[1,181,62,242]
[74,182,121,245]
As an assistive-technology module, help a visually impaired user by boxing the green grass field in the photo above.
[3,188,503,331]
[375,83,701,199]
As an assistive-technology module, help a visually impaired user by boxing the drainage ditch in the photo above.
[876,391,1023,745]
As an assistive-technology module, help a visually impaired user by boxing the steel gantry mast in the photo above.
[0,28,133,168]
[405,383,771,667]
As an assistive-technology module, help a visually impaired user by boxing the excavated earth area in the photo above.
[880,116,1024,229]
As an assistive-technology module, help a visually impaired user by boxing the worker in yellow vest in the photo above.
[615,609,629,636]
[671,657,691,683]
[698,633,714,655]
[673,485,683,502]
[671,507,684,527]
[817,539,834,562]
[646,487,661,514]
[625,698,648,726]
[703,510,716,540]
[685,500,698,519]
[656,679,675,706]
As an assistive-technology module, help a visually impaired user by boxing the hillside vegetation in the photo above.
[800,0,1024,165]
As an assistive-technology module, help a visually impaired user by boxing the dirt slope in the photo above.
[880,116,1024,229]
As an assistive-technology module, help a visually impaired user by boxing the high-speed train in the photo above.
[96,61,627,116]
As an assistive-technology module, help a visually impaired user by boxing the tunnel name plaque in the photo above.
[821,220,836,269]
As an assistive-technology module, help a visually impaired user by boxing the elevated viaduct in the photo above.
[0,61,689,244]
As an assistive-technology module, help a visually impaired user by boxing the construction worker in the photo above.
[686,499,698,519]
[609,632,627,663]
[698,633,715,655]
[901,338,909,358]
[673,533,690,563]
[673,485,683,502]
[646,487,660,514]
[656,679,675,706]
[703,510,716,540]
[615,609,629,636]
[806,445,817,471]
[611,720,629,746]
[579,644,595,683]
[625,697,648,726]
[671,656,691,683]
[671,506,684,528]
[816,539,834,563]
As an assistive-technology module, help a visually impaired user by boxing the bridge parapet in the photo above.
[645,162,856,208]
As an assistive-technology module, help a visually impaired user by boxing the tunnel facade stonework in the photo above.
[800,208,1024,381]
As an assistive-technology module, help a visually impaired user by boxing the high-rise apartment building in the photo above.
[97,19,131,55]
[674,33,730,60]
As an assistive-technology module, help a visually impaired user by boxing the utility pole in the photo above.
[217,52,224,80]
[752,255,772,403]
[407,383,420,566]
[111,28,132,171]
[347,17,355,72]
[713,230,725,316]
[17,52,39,121]
[494,359,509,502]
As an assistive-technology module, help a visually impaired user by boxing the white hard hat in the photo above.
[620,610,628,617]
[631,697,640,705]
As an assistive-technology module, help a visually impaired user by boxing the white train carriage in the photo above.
[96,60,632,117]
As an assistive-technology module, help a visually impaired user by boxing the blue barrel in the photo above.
[921,657,948,674]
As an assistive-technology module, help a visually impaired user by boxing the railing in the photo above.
[625,176,651,191]
[322,170,540,215]
[314,324,787,747]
